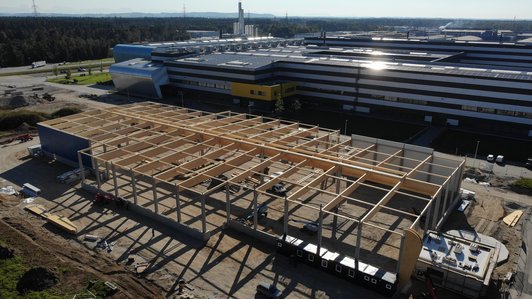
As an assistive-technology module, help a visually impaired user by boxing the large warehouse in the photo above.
[38,102,465,297]
[110,37,532,137]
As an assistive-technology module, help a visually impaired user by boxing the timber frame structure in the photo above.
[39,101,464,283]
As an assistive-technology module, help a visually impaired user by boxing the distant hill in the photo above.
[0,12,276,18]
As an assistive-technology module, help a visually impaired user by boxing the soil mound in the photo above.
[0,245,14,259]
[16,267,58,294]
[9,95,30,108]
[15,122,33,132]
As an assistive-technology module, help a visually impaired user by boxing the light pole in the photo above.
[178,91,184,107]
[248,101,254,115]
[473,140,480,168]
[344,119,348,136]
[474,140,480,160]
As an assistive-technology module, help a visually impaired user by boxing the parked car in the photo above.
[486,154,495,162]
[270,182,287,195]
[256,283,283,299]
[496,155,505,164]
[526,158,532,169]
[301,221,319,234]
[77,67,87,72]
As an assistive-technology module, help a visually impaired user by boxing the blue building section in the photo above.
[110,58,169,99]
[113,44,156,63]
[38,124,92,168]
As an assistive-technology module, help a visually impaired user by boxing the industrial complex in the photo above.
[35,101,481,297]
[110,35,532,137]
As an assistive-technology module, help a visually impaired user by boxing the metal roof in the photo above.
[169,50,532,81]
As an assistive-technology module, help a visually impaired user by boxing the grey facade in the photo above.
[110,37,532,136]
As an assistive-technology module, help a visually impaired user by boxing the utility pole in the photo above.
[32,0,39,17]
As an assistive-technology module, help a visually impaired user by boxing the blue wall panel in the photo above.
[38,124,91,168]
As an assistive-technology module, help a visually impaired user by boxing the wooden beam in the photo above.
[115,154,145,167]
[270,127,319,146]
[230,119,280,137]
[318,139,351,155]
[287,166,337,201]
[227,154,282,184]
[248,122,298,140]
[256,160,308,193]
[133,160,168,173]
[375,149,403,168]
[180,148,259,188]
[359,180,402,223]
[293,133,332,150]
[95,149,128,161]
[323,173,367,212]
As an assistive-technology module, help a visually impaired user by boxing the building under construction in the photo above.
[37,102,465,296]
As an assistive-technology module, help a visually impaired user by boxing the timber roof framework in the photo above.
[40,102,464,236]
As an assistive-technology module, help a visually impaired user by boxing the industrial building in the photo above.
[110,36,532,137]
[37,102,466,297]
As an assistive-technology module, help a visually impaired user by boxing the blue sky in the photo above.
[1,0,531,19]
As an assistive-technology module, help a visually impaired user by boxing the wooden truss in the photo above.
[41,102,464,235]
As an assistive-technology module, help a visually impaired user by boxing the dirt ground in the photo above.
[0,195,164,298]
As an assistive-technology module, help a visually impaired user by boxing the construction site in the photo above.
[34,101,465,297]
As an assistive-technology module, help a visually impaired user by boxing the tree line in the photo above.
[1,17,531,67]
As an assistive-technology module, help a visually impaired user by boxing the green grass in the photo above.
[0,256,27,298]
[0,256,66,299]
[47,72,112,85]
[514,178,532,190]
[62,58,115,65]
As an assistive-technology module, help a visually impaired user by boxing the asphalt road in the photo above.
[0,61,113,75]
[437,152,532,179]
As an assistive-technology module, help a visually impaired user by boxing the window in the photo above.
[462,105,477,112]
[348,269,355,278]
[308,254,314,262]
[250,90,255,95]
[297,250,302,257]
[257,91,264,96]
[371,278,377,284]
[386,284,392,290]
[277,242,282,248]
[321,260,328,268]
[285,87,296,93]
[364,276,370,281]
[336,265,342,273]
[397,98,427,105]
[478,107,495,114]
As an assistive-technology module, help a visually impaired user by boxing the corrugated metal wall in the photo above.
[38,124,91,168]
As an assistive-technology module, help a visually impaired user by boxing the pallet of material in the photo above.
[46,214,79,234]
[503,210,523,227]
[24,204,50,218]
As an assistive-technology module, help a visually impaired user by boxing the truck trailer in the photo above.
[31,61,46,68]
